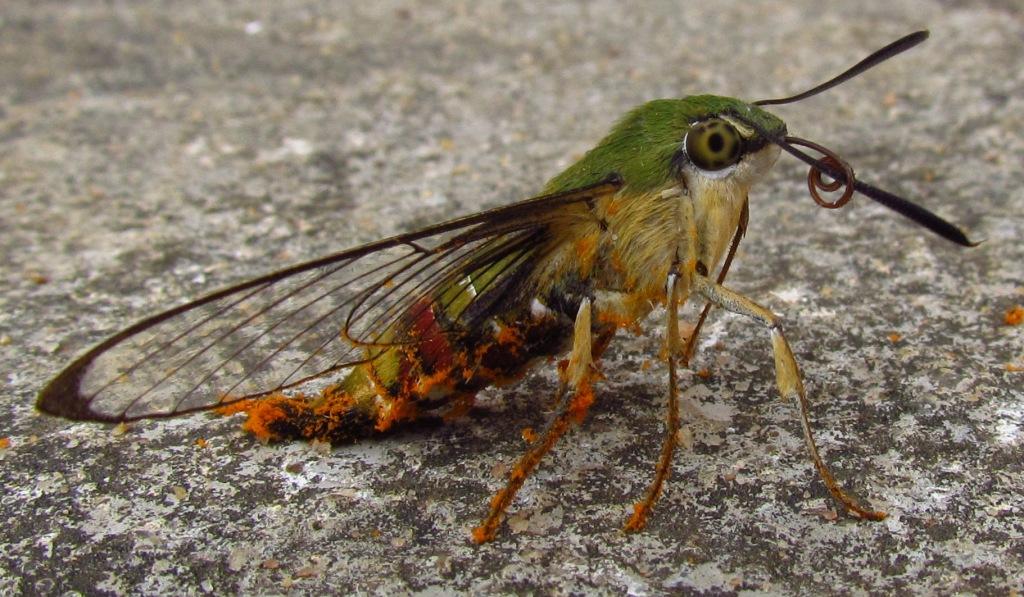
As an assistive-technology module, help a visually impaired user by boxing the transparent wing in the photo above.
[38,177,622,422]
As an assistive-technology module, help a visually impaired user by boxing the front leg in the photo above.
[691,275,886,521]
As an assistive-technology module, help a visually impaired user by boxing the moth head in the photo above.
[677,30,973,246]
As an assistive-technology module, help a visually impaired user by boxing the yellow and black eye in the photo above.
[684,118,743,171]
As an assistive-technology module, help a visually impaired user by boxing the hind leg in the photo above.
[472,298,601,543]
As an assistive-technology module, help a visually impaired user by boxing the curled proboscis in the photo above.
[784,136,856,209]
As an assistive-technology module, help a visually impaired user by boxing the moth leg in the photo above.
[692,275,886,521]
[624,272,683,532]
[681,198,749,367]
[472,298,600,543]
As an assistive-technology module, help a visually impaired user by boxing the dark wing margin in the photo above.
[37,175,623,423]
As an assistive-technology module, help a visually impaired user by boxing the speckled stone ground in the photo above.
[1,1,1022,594]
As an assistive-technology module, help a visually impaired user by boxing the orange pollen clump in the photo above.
[494,324,524,348]
[0,437,10,450]
[568,382,595,424]
[413,367,456,397]
[218,387,365,442]
[1004,305,1024,326]
[521,427,537,443]
[238,400,291,441]
[471,526,492,545]
[888,332,903,343]
[624,501,649,531]
[375,396,418,432]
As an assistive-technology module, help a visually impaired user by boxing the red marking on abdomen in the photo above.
[407,298,454,373]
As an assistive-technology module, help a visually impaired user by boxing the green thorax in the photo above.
[544,95,786,195]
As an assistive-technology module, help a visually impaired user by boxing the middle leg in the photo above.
[624,271,684,531]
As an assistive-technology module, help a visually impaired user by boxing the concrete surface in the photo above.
[1,1,1022,594]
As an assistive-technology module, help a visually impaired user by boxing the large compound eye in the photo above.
[684,118,743,171]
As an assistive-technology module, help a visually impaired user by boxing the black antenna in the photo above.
[727,29,977,247]
[754,30,929,106]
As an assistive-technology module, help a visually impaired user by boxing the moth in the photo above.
[38,31,973,542]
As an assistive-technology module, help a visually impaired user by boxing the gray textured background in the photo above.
[2,1,1022,594]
